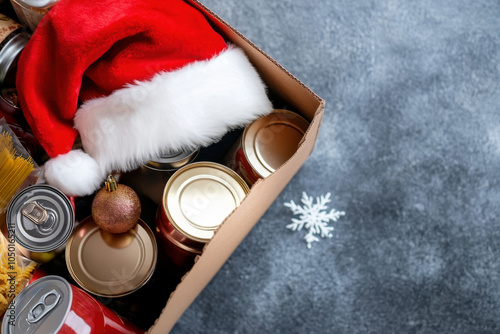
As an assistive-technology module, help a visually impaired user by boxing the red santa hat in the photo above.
[17,0,273,196]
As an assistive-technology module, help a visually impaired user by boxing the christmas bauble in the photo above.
[92,175,141,234]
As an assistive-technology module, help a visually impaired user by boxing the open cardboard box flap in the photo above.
[148,1,325,332]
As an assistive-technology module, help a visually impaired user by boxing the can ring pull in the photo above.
[22,201,48,225]
[27,289,61,324]
[21,201,56,233]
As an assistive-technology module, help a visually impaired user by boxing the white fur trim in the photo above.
[74,45,273,174]
[44,150,105,196]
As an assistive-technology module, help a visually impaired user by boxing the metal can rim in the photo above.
[1,275,73,334]
[0,32,28,87]
[144,147,199,171]
[65,217,158,298]
[161,161,250,243]
[242,109,310,179]
[7,184,75,252]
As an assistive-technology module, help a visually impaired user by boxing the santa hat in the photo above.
[17,0,273,196]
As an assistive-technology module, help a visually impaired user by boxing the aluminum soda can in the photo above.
[6,184,75,263]
[224,109,310,186]
[155,162,249,268]
[1,275,144,333]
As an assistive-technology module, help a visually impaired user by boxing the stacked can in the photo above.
[6,185,75,263]
[120,148,199,204]
[2,275,144,333]
[155,162,249,267]
[224,109,310,185]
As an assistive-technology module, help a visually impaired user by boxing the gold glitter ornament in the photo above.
[91,175,141,234]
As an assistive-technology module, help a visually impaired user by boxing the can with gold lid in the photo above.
[224,109,310,186]
[120,148,199,204]
[155,161,249,268]
[65,216,157,298]
[6,184,75,263]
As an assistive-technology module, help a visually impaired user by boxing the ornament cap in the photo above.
[105,175,118,192]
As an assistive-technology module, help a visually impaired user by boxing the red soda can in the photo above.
[2,275,144,333]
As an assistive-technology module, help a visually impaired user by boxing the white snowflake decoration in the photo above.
[284,192,345,249]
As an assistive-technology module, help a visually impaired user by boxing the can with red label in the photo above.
[6,184,75,263]
[224,109,310,186]
[155,162,249,268]
[1,275,144,333]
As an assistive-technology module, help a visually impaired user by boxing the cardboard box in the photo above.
[1,0,324,332]
[147,1,325,332]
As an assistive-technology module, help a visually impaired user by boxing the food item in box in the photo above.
[0,13,28,88]
[224,109,310,185]
[66,216,157,298]
[155,162,249,268]
[1,275,144,333]
[6,184,74,263]
[0,119,40,215]
[120,147,199,204]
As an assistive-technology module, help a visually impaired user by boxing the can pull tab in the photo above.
[27,289,61,324]
[22,201,56,232]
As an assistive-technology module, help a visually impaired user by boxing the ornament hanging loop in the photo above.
[105,175,118,192]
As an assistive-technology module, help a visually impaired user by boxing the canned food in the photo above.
[66,216,157,298]
[155,162,249,267]
[0,14,28,87]
[1,275,144,333]
[6,184,75,263]
[10,0,59,32]
[224,109,310,185]
[120,148,199,204]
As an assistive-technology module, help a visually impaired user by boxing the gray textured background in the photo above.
[173,1,500,333]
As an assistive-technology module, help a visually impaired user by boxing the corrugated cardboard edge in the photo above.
[147,1,326,333]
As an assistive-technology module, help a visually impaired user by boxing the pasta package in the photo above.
[0,232,38,316]
[0,118,41,216]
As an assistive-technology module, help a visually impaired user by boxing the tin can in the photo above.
[1,275,144,333]
[65,216,157,298]
[10,0,59,32]
[6,184,75,263]
[120,148,199,204]
[155,162,249,268]
[224,109,310,186]
[0,13,27,88]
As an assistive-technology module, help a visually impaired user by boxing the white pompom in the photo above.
[43,150,105,196]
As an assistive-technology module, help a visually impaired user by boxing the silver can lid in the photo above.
[0,33,28,87]
[7,185,75,252]
[1,276,72,334]
[145,148,199,171]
